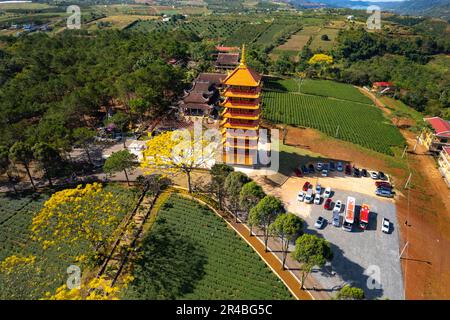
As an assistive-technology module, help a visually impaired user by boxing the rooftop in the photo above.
[443,146,450,156]
[373,82,395,87]
[216,53,240,66]
[197,73,226,86]
[216,46,240,53]
[425,117,450,138]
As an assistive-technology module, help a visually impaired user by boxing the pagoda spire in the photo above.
[240,44,246,67]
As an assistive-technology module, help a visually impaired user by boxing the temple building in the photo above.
[220,45,262,166]
[215,52,240,72]
[179,73,225,117]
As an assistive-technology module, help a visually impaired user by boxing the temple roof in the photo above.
[197,73,226,86]
[216,53,240,66]
[182,92,210,104]
[222,46,261,87]
[190,81,213,94]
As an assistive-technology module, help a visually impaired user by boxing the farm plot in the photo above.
[225,22,271,46]
[0,184,139,299]
[263,91,405,155]
[273,26,320,53]
[309,28,339,51]
[254,22,301,46]
[265,78,373,104]
[86,15,157,30]
[124,194,293,300]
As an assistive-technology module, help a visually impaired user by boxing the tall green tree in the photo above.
[269,213,304,270]
[291,234,333,289]
[73,127,96,164]
[130,98,150,125]
[210,163,234,210]
[224,171,250,222]
[0,146,17,193]
[9,142,35,191]
[103,150,138,186]
[32,142,61,188]
[335,285,365,300]
[105,111,130,148]
[249,196,284,251]
[239,181,265,226]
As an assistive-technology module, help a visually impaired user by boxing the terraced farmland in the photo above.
[125,194,293,300]
[263,91,405,155]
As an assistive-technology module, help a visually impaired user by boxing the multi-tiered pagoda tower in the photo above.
[220,46,262,166]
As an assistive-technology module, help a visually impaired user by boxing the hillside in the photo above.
[393,0,450,21]
[291,0,450,20]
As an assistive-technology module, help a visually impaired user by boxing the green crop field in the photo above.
[124,194,293,300]
[0,184,139,299]
[254,22,301,45]
[265,78,373,104]
[225,22,270,46]
[263,90,405,155]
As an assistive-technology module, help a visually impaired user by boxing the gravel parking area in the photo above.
[292,187,404,300]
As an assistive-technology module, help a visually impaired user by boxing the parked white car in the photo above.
[305,190,314,204]
[297,191,305,202]
[382,217,390,233]
[314,216,325,229]
[324,187,332,198]
[370,171,379,179]
[314,193,321,205]
[333,200,343,213]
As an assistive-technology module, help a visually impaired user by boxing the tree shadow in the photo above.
[301,221,385,299]
[275,149,351,180]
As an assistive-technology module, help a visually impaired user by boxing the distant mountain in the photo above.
[392,0,450,20]
[291,0,450,20]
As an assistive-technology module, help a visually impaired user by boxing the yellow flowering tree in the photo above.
[141,130,217,192]
[0,255,36,273]
[44,276,125,300]
[0,254,52,299]
[31,183,124,263]
[308,53,333,65]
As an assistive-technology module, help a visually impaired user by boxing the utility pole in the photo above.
[413,136,420,152]
[399,241,409,259]
[401,145,408,158]
[404,172,412,189]
[335,125,340,138]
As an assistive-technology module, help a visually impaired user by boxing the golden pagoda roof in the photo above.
[222,45,262,87]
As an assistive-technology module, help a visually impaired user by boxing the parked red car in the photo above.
[294,168,302,177]
[324,198,332,210]
[302,181,311,191]
[375,181,392,189]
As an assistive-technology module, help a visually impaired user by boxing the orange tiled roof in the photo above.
[222,45,262,87]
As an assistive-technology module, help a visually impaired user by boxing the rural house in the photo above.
[438,147,450,187]
[420,117,450,153]
[371,82,396,94]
